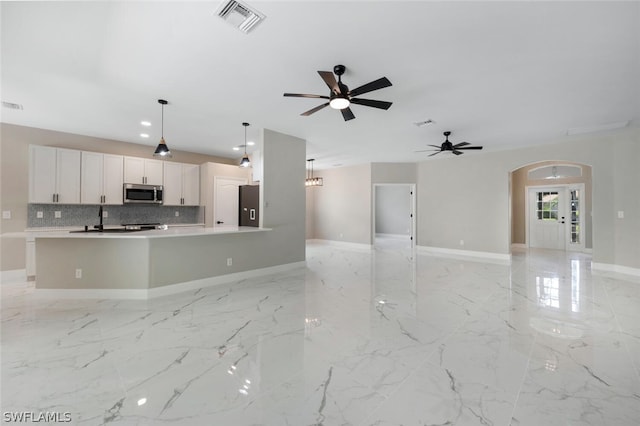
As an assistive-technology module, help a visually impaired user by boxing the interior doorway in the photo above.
[373,184,416,248]
[213,176,247,228]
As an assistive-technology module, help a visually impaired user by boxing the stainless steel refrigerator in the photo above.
[239,185,260,227]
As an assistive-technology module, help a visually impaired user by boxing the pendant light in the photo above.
[153,99,172,158]
[239,122,251,168]
[305,159,323,186]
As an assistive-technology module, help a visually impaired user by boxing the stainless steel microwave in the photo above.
[123,183,163,204]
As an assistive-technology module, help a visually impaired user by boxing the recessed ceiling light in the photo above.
[141,121,151,126]
[140,133,149,138]
[247,141,255,146]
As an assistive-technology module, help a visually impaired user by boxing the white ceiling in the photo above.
[1,1,638,168]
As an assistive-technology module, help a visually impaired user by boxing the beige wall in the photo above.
[310,163,372,244]
[417,128,639,270]
[307,162,417,244]
[0,123,234,272]
[511,161,593,247]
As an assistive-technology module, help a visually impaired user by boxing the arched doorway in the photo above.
[510,161,592,252]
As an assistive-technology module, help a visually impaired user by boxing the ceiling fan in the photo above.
[416,131,483,157]
[283,64,392,121]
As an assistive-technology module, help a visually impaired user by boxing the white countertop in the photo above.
[29,226,270,239]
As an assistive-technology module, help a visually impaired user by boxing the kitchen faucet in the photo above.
[95,205,104,231]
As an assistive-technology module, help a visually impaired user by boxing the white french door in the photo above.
[527,185,584,251]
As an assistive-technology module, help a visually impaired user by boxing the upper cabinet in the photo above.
[29,145,81,204]
[163,162,200,206]
[123,157,163,185]
[81,152,124,205]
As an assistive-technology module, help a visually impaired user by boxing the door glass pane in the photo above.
[536,191,559,221]
[570,189,580,243]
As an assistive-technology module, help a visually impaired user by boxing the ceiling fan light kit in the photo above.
[284,64,392,121]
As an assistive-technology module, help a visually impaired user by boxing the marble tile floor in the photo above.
[1,242,639,425]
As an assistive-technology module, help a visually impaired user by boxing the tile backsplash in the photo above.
[28,204,203,228]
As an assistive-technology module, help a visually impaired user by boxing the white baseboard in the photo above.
[375,233,410,239]
[307,239,373,251]
[35,261,307,300]
[1,269,27,284]
[511,243,527,249]
[417,246,511,263]
[591,262,640,278]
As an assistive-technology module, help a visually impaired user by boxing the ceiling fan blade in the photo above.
[350,98,392,110]
[341,107,355,121]
[301,103,330,116]
[414,149,440,153]
[318,71,339,94]
[452,150,464,155]
[284,93,330,99]
[456,146,483,150]
[453,142,470,148]
[428,151,441,157]
[428,144,442,149]
[349,77,392,97]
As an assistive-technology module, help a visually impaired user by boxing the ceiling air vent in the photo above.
[2,101,23,110]
[216,0,265,34]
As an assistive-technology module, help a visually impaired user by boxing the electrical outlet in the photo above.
[54,211,62,218]
[459,240,465,246]
[618,211,624,219]
[36,211,44,218]
[227,258,233,266]
[339,233,343,239]
[2,211,11,219]
[75,269,82,279]
[175,211,180,217]
[102,211,108,218]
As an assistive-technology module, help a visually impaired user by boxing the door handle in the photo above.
[216,221,224,224]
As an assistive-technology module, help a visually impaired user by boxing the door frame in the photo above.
[525,183,586,251]
[372,183,416,247]
[213,176,248,227]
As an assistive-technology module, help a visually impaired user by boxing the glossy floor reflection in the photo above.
[2,242,639,425]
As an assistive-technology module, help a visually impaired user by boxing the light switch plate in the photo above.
[2,211,10,219]
[37,211,44,218]
[618,211,624,219]
[54,211,62,218]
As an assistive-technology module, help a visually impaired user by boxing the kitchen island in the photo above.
[33,226,304,299]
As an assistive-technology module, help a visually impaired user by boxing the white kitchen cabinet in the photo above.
[29,145,81,204]
[81,152,124,204]
[163,162,200,206]
[124,157,163,185]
